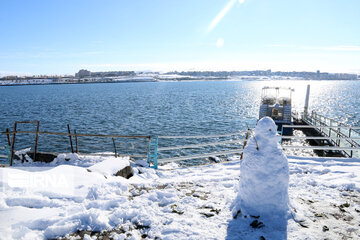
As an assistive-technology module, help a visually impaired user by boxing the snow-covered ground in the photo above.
[1,152,360,239]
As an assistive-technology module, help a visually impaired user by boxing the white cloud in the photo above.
[216,38,225,48]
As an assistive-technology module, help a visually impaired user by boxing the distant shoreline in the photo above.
[0,80,157,87]
[0,78,359,87]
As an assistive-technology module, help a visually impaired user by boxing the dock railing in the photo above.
[281,111,360,158]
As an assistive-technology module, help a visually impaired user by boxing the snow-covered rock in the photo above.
[88,157,132,178]
[53,153,79,163]
[234,117,289,227]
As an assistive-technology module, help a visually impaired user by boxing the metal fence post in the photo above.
[5,144,11,165]
[67,124,74,153]
[112,138,117,157]
[10,122,17,166]
[33,121,40,162]
[147,136,158,169]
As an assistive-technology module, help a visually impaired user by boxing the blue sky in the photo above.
[1,0,359,75]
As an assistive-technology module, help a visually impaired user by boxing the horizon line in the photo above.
[1,69,359,78]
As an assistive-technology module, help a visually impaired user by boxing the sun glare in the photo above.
[207,0,245,33]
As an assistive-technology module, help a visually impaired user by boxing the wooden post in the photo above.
[10,122,17,166]
[5,128,11,146]
[67,124,74,153]
[112,138,117,157]
[74,129,78,153]
[33,121,40,162]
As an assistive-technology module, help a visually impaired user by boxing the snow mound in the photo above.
[53,153,79,164]
[234,117,289,226]
[88,157,130,176]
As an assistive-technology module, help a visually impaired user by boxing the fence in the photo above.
[3,113,360,169]
[1,122,151,166]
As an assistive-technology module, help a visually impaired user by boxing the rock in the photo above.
[210,209,221,214]
[200,212,215,218]
[134,159,149,167]
[171,204,184,215]
[208,156,220,163]
[16,152,57,163]
[250,220,264,229]
[115,165,133,179]
[339,203,350,208]
[233,210,241,219]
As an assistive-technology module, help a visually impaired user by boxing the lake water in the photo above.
[1,80,360,162]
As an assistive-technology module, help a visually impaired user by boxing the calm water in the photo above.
[1,80,360,161]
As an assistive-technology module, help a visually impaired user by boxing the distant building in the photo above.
[75,69,91,78]
[75,69,136,78]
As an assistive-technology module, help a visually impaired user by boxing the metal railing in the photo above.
[146,131,248,169]
[2,123,151,166]
[3,111,359,169]
[280,111,360,158]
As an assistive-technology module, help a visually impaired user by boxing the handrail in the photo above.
[158,149,243,163]
[282,125,360,129]
[79,153,147,158]
[281,136,360,140]
[158,139,244,151]
[282,146,360,151]
[158,131,245,139]
[1,130,150,139]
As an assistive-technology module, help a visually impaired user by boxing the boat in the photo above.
[259,87,294,135]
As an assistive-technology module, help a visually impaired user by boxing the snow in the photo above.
[88,157,130,176]
[1,131,360,239]
[234,117,289,230]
